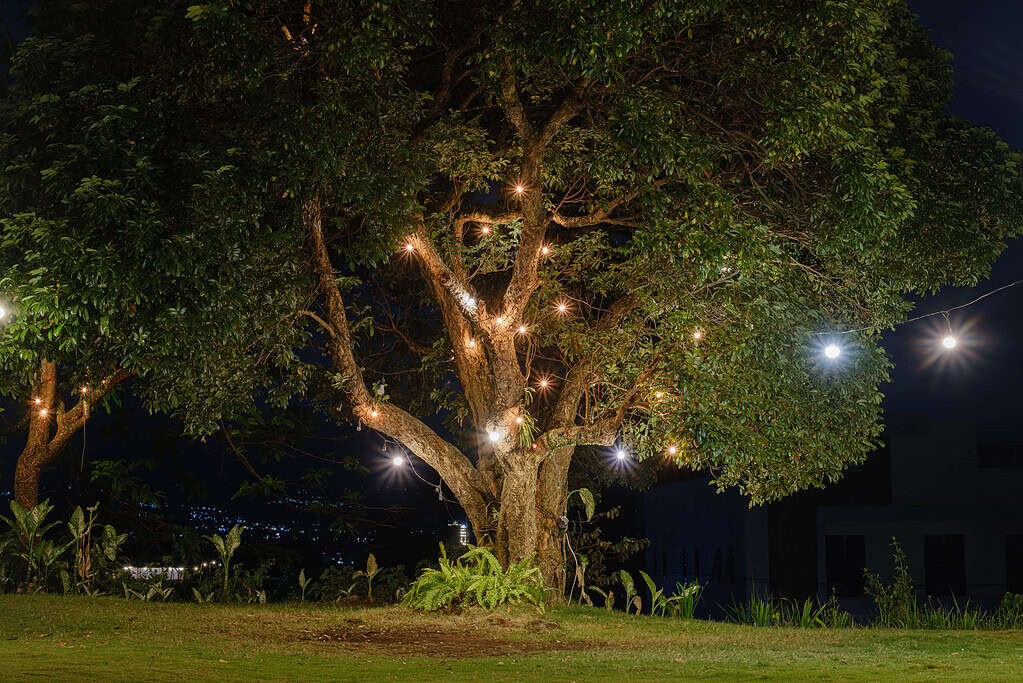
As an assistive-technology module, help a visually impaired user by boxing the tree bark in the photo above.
[11,360,129,509]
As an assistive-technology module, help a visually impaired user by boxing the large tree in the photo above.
[0,1,305,508]
[179,0,1022,587]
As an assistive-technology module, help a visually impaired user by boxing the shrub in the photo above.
[402,544,546,612]
[665,580,703,619]
[990,592,1023,629]
[864,537,918,628]
[729,592,779,626]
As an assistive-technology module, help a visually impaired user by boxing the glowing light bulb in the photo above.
[0,306,5,319]
[824,344,841,359]
[515,416,524,424]
[514,184,525,195]
[466,339,476,348]
[39,409,48,417]
[370,408,379,418]
[556,302,568,313]
[496,316,504,324]
[405,243,414,252]
[518,325,527,334]
[391,455,404,467]
[33,397,41,405]
[615,449,626,461]
[488,430,500,442]
[481,226,490,235]
[942,335,957,349]
[81,387,88,394]
[538,378,549,388]
[541,246,550,256]
[655,391,664,399]
[693,330,702,340]
[667,445,678,455]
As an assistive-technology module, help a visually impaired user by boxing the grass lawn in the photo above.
[2,594,1023,681]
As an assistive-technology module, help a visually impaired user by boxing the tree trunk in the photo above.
[494,458,540,567]
[13,442,46,510]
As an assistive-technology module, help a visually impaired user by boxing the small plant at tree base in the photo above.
[588,586,614,611]
[665,581,704,619]
[298,568,313,603]
[864,537,919,628]
[402,544,546,612]
[638,570,667,616]
[204,524,245,600]
[353,553,381,601]
[617,570,642,615]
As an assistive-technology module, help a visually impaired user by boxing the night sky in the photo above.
[1,1,1021,497]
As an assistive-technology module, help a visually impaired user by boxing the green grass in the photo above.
[3,594,1023,681]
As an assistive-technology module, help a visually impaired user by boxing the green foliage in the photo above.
[638,570,666,616]
[204,524,244,599]
[402,544,546,612]
[665,581,704,620]
[353,553,381,601]
[729,593,780,627]
[864,537,918,628]
[617,570,641,615]
[297,569,312,604]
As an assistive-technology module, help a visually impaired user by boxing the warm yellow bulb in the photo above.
[667,445,678,455]
[481,226,490,235]
[655,391,664,399]
[515,416,524,424]
[541,245,550,255]
[518,325,527,334]
[370,408,379,418]
[404,243,414,252]
[514,184,525,195]
[467,339,476,348]
[33,397,41,405]
[539,379,549,388]
[81,386,88,394]
[39,409,48,417]
[496,316,505,324]
[693,330,702,340]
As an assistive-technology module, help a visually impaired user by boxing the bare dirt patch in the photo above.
[295,617,598,658]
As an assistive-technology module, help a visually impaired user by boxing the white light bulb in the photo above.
[481,226,490,235]
[615,449,626,461]
[667,445,678,455]
[655,391,664,399]
[557,303,567,312]
[514,185,525,195]
[39,409,48,417]
[693,330,702,340]
[942,335,957,349]
[370,408,379,418]
[488,431,500,442]
[515,416,524,424]
[466,339,476,348]
[391,455,404,467]
[0,306,5,319]
[824,344,841,359]
[541,246,550,255]
[518,325,527,334]
[539,379,548,388]
[496,316,504,324]
[405,243,414,252]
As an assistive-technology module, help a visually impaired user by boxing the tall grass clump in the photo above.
[402,544,546,612]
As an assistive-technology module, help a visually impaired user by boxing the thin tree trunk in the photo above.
[494,457,540,566]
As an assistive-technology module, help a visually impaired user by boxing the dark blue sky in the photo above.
[884,1,1023,431]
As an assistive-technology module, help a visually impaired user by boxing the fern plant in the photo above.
[402,544,546,612]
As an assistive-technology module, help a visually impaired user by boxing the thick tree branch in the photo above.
[304,197,491,517]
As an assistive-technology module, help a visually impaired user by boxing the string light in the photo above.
[0,305,6,320]
[515,416,524,424]
[391,455,404,467]
[540,245,550,256]
[514,184,525,195]
[370,408,379,418]
[615,449,627,461]
[538,378,549,388]
[481,226,490,235]
[33,397,41,405]
[496,316,505,325]
[466,339,476,348]
[942,335,957,349]
[655,391,664,399]
[667,445,678,455]
[80,386,88,394]
[693,330,702,340]
[488,430,500,442]
[824,344,841,360]
[39,409,48,417]
[404,243,414,252]
[518,325,528,334]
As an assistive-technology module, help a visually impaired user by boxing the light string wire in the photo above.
[821,278,1023,336]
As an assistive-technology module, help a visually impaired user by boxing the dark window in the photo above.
[925,535,967,596]
[825,535,866,597]
[978,443,1023,468]
[1007,535,1023,594]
